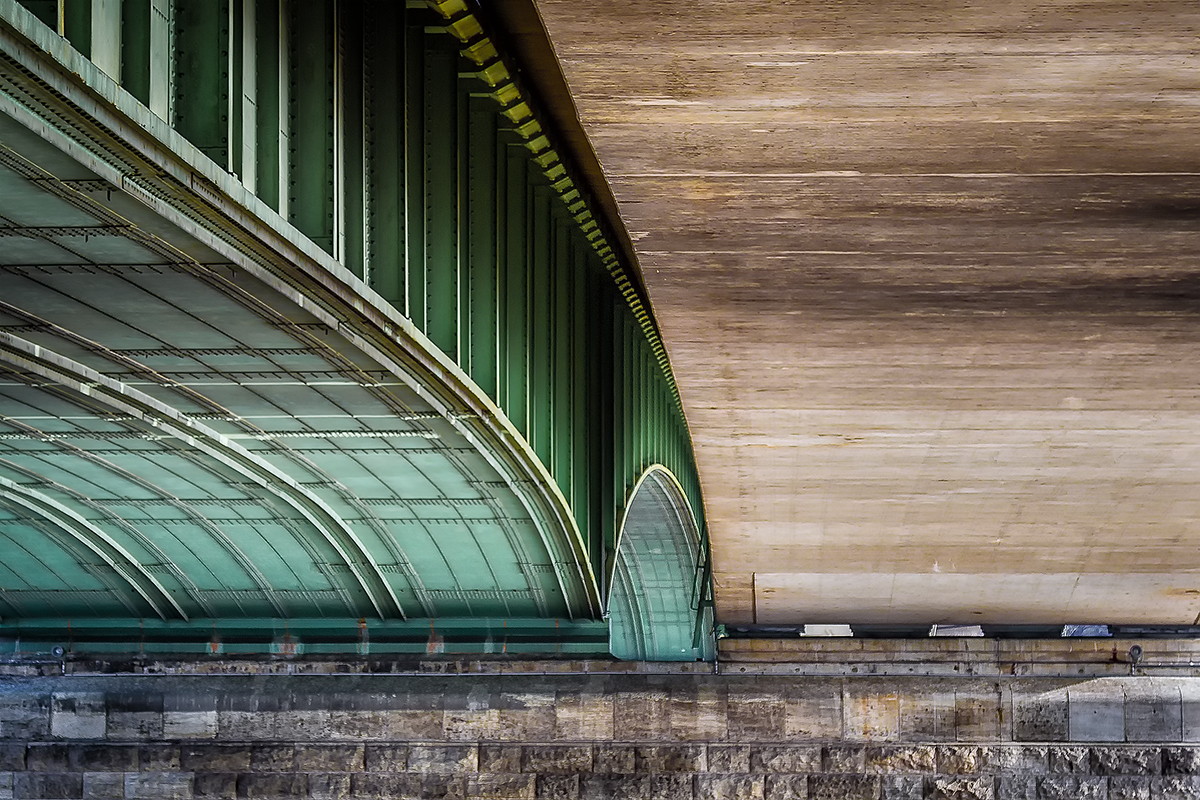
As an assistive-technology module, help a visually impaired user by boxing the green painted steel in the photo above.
[0,0,712,659]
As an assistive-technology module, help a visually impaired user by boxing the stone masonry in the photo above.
[4,661,1200,799]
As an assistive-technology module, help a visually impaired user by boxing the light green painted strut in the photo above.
[0,0,713,659]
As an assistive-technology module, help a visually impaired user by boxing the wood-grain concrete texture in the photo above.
[533,0,1200,625]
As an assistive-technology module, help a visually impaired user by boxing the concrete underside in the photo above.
[533,0,1200,625]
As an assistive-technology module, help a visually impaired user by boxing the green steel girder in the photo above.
[0,0,713,659]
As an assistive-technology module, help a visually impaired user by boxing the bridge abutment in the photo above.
[4,643,1200,799]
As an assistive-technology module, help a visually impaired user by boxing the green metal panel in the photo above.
[502,133,527,437]
[363,0,404,305]
[90,0,120,81]
[528,180,552,466]
[403,11,425,329]
[120,0,148,103]
[466,92,498,398]
[12,0,54,27]
[287,0,334,252]
[174,0,230,166]
[340,0,365,278]
[255,0,281,210]
[422,31,458,356]
[61,0,89,56]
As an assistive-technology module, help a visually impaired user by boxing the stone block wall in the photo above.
[4,664,1200,798]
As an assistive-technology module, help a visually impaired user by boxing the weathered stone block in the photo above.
[385,710,446,740]
[649,774,694,800]
[249,744,294,772]
[51,694,106,740]
[955,689,1001,741]
[1163,747,1200,775]
[363,744,408,772]
[163,712,217,740]
[1012,690,1067,742]
[1150,776,1200,800]
[0,697,50,740]
[748,746,819,774]
[995,776,1035,800]
[293,745,363,772]
[938,746,985,775]
[106,712,161,741]
[929,776,994,800]
[72,746,138,772]
[25,745,70,772]
[1091,747,1161,776]
[409,744,477,774]
[822,745,866,773]
[81,773,123,800]
[0,772,12,800]
[192,773,236,800]
[350,774,425,799]
[123,771,191,800]
[726,691,784,742]
[1035,776,1104,800]
[706,747,750,774]
[236,773,308,799]
[136,746,180,771]
[468,773,535,799]
[14,772,83,800]
[807,775,878,800]
[181,745,251,773]
[844,688,900,742]
[522,746,592,774]
[1107,777,1151,800]
[636,745,704,773]
[307,774,350,800]
[1067,686,1124,743]
[592,746,634,774]
[614,693,670,742]
[783,681,842,741]
[864,745,936,774]
[1125,683,1181,743]
[901,690,956,742]
[580,774,649,800]
[1046,746,1089,775]
[764,775,807,800]
[534,774,579,800]
[991,747,1048,776]
[696,774,763,800]
[215,712,273,741]
[881,775,922,800]
[0,747,23,772]
[480,746,522,773]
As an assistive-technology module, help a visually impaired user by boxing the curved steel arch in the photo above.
[608,466,715,662]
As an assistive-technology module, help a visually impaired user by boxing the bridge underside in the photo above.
[535,0,1200,627]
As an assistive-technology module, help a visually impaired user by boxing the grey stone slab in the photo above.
[14,772,83,800]
[748,746,819,774]
[764,775,807,800]
[649,775,694,800]
[1124,682,1181,742]
[81,772,124,800]
[162,713,217,740]
[1011,688,1067,742]
[535,775,579,800]
[995,776,1035,800]
[408,744,478,774]
[1047,746,1090,775]
[593,746,635,774]
[50,694,106,740]
[635,745,704,773]
[0,772,11,800]
[71,746,137,772]
[0,747,23,772]
[990,746,1049,776]
[235,773,307,800]
[928,776,995,800]
[580,774,650,800]
[480,746,522,774]
[1162,747,1200,775]
[822,745,866,773]
[1149,776,1200,800]
[1107,777,1151,800]
[522,746,592,774]
[135,746,179,771]
[1090,746,1161,776]
[123,773,191,800]
[248,745,294,772]
[900,690,956,742]
[363,744,408,772]
[25,745,70,771]
[863,745,936,774]
[191,773,235,800]
[938,746,987,775]
[180,745,251,773]
[807,775,878,800]
[725,691,785,743]
[293,745,363,772]
[467,773,535,800]
[1035,776,1105,800]
[0,697,50,741]
[783,681,842,741]
[1067,686,1124,742]
[956,689,1002,742]
[308,774,349,800]
[843,686,900,742]
[881,775,922,800]
[706,747,750,774]
[696,774,763,800]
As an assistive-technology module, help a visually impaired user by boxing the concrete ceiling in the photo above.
[535,0,1200,625]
